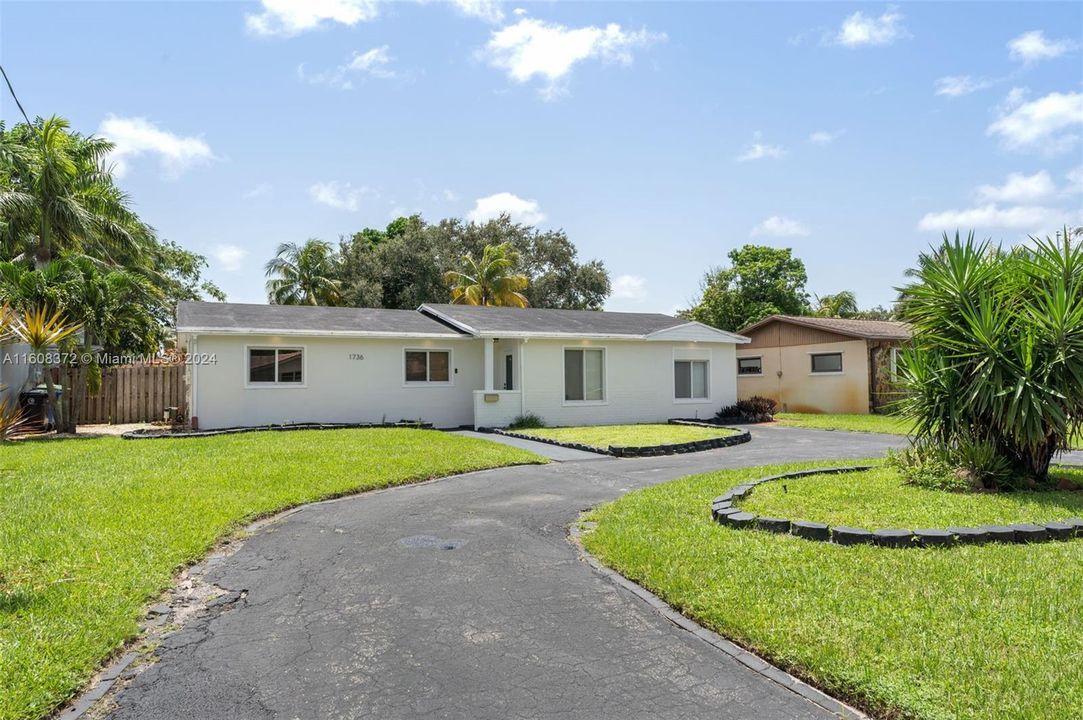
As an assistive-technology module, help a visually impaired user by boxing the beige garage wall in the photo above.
[736,339,869,414]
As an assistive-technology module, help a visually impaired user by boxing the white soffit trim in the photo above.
[176,327,463,339]
[416,304,480,335]
[645,321,750,344]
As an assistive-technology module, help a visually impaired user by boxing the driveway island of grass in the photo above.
[516,423,738,451]
[0,428,543,720]
[582,461,1083,720]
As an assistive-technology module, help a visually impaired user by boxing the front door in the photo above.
[504,354,514,390]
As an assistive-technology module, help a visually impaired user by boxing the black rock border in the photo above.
[121,421,435,440]
[487,420,751,458]
[710,466,1083,548]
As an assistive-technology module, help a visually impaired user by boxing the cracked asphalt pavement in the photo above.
[105,426,910,720]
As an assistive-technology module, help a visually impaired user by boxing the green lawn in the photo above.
[582,461,1083,720]
[742,465,1083,529]
[772,413,1083,450]
[519,423,737,450]
[774,412,914,435]
[0,429,543,720]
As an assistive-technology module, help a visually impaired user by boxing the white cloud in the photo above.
[1008,30,1077,63]
[246,0,379,37]
[750,216,810,237]
[736,132,785,162]
[832,9,908,47]
[987,90,1083,154]
[98,115,214,179]
[467,192,545,224]
[442,188,459,201]
[935,75,995,97]
[917,203,1059,232]
[610,274,647,301]
[308,181,370,211]
[243,183,273,199]
[450,0,504,23]
[211,244,248,272]
[480,18,664,99]
[808,129,844,145]
[299,46,398,89]
[1066,166,1083,195]
[975,171,1056,203]
[347,46,396,78]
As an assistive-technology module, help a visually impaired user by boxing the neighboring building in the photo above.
[735,315,911,415]
[176,302,749,430]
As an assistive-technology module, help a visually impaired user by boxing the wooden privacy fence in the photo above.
[70,364,186,424]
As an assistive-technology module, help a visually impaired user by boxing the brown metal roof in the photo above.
[738,315,911,341]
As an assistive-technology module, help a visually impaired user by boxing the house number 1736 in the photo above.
[349,353,365,360]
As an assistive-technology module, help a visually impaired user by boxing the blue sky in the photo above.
[2,1,1081,313]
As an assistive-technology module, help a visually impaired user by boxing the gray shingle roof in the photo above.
[176,302,464,337]
[740,315,911,341]
[420,304,688,337]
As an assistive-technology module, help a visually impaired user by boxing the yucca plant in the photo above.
[2,305,83,432]
[444,242,529,307]
[896,228,1083,486]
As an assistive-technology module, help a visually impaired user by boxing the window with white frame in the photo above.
[405,350,451,383]
[810,352,843,373]
[248,347,303,384]
[675,360,709,399]
[564,348,605,402]
[737,356,762,376]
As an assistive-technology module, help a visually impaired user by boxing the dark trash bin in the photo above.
[18,384,63,429]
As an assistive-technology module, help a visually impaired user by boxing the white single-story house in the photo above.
[176,302,750,430]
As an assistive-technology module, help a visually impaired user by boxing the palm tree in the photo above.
[444,242,529,307]
[0,116,141,268]
[812,290,858,317]
[265,239,342,305]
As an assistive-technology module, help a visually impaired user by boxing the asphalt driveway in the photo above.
[104,427,905,720]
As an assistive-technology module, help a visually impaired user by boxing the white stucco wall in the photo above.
[189,334,483,429]
[514,338,736,427]
[188,333,739,430]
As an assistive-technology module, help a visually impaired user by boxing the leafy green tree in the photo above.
[265,239,343,305]
[685,245,810,331]
[337,214,610,310]
[812,290,859,317]
[0,117,223,342]
[444,242,530,306]
[897,228,1083,485]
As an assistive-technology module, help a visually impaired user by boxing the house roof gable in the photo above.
[738,314,911,341]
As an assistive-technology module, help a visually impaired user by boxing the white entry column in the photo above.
[483,338,495,391]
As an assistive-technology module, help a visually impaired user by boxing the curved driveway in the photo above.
[105,427,908,719]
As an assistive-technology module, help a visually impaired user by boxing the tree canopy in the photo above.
[0,116,223,351]
[336,214,610,310]
[684,245,811,332]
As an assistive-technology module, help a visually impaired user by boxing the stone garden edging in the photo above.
[490,423,751,458]
[711,466,1083,548]
[121,421,434,440]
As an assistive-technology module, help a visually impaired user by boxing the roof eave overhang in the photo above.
[176,327,463,339]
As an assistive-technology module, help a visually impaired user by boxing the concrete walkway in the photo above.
[452,429,613,462]
[104,428,904,719]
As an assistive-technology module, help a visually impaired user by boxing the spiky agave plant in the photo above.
[3,305,83,432]
[896,228,1083,486]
